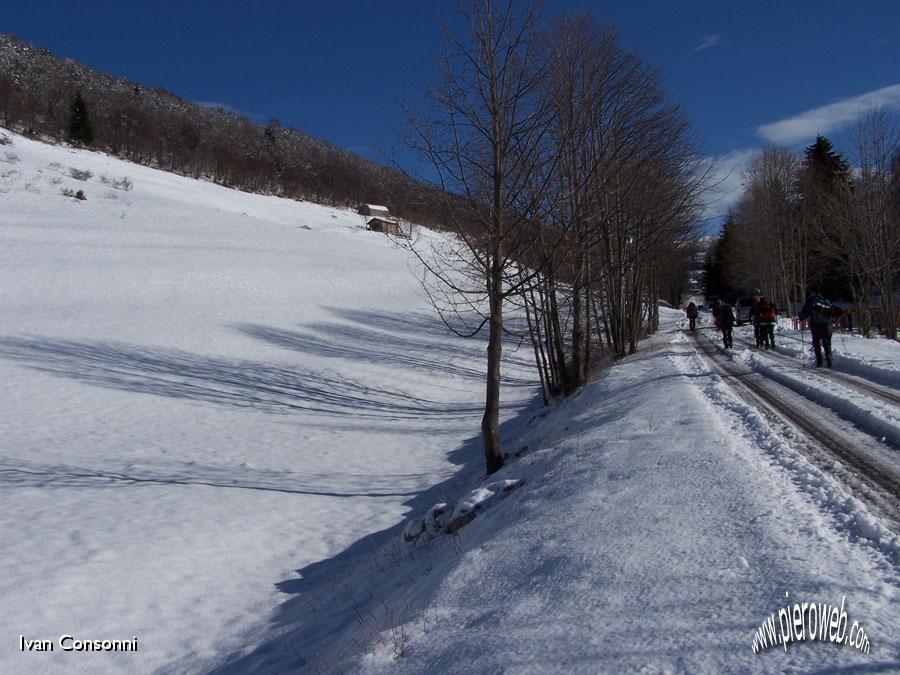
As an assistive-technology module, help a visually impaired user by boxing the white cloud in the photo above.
[700,148,758,223]
[691,34,722,53]
[757,83,900,145]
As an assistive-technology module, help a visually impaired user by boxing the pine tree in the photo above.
[702,214,740,301]
[67,92,94,146]
[802,135,850,185]
[796,135,854,299]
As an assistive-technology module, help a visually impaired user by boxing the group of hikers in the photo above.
[683,293,842,367]
[683,298,737,348]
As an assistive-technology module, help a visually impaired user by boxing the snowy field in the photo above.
[0,131,538,673]
[2,131,898,674]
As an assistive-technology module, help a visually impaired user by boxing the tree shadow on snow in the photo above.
[0,460,434,499]
[235,306,536,388]
[0,336,486,420]
[210,398,543,674]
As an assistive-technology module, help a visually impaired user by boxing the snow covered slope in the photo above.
[0,131,538,673]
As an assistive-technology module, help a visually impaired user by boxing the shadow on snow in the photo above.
[236,307,535,388]
[0,336,488,420]
[211,398,543,673]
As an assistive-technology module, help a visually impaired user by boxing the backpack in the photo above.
[720,306,735,326]
[809,295,831,324]
[760,303,776,322]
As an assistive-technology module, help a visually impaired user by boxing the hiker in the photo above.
[756,296,778,349]
[685,301,698,331]
[712,299,722,330]
[749,296,763,347]
[719,303,735,348]
[799,293,839,367]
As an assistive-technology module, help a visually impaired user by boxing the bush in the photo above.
[60,187,87,200]
[69,167,92,181]
[99,174,132,191]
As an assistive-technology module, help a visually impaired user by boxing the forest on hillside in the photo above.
[0,33,446,225]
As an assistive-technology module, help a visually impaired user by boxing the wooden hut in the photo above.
[358,204,390,218]
[366,217,403,236]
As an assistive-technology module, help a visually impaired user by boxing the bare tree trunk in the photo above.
[570,254,585,389]
[522,284,550,404]
[546,273,570,394]
[482,253,504,473]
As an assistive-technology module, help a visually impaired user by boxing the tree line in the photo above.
[405,1,705,473]
[0,32,446,225]
[704,118,900,340]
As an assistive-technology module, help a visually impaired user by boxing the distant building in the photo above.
[367,217,403,236]
[358,204,390,218]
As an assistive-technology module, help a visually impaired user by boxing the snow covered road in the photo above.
[691,328,900,529]
[334,311,899,673]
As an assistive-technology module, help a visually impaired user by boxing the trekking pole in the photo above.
[800,320,806,358]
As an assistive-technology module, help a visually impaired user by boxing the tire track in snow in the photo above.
[734,335,900,408]
[688,330,900,535]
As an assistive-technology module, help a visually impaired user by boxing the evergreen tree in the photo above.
[798,135,853,299]
[802,135,850,185]
[702,214,740,301]
[67,92,93,146]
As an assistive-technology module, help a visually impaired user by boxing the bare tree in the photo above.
[852,110,900,339]
[729,146,801,311]
[507,11,704,407]
[405,0,555,474]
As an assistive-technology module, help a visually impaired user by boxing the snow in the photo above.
[2,130,898,673]
[333,311,899,673]
[0,131,537,673]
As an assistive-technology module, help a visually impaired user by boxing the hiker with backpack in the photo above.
[755,296,778,349]
[749,296,763,348]
[685,301,698,331]
[799,293,840,367]
[719,303,735,348]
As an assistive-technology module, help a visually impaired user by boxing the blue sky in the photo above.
[3,1,899,223]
